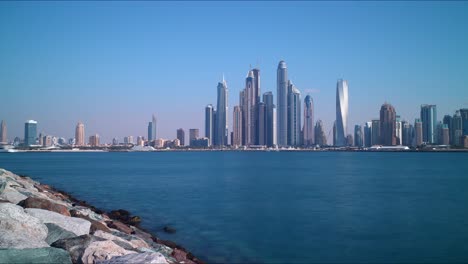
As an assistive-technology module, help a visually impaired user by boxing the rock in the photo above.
[51,234,105,263]
[45,223,77,245]
[106,221,133,235]
[127,216,141,225]
[19,197,71,216]
[109,209,130,221]
[25,208,91,236]
[0,203,49,249]
[172,248,196,264]
[70,209,110,234]
[0,247,72,264]
[0,181,28,204]
[163,226,176,234]
[96,252,169,264]
[81,240,136,263]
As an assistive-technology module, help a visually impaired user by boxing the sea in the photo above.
[1,151,468,263]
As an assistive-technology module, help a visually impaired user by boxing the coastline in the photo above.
[0,168,204,264]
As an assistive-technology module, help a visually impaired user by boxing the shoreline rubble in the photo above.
[0,168,204,264]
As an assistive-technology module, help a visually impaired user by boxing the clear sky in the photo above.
[1,1,467,143]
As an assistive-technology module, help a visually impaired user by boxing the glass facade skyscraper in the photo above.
[276,61,288,147]
[335,79,349,147]
[215,77,228,146]
[420,104,437,144]
[24,120,37,146]
[303,95,314,146]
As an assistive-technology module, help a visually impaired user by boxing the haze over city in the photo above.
[1,1,468,142]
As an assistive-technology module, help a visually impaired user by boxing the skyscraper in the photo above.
[364,122,372,147]
[233,106,243,147]
[189,129,199,146]
[371,119,380,146]
[452,111,463,146]
[263,92,276,147]
[257,102,266,145]
[287,81,301,146]
[215,77,228,146]
[148,114,157,142]
[242,70,256,145]
[252,68,261,145]
[443,115,453,145]
[335,79,349,147]
[354,125,363,147]
[414,118,423,146]
[460,109,468,136]
[395,115,402,145]
[333,121,337,146]
[314,120,327,146]
[205,104,215,146]
[437,122,449,145]
[380,103,397,146]
[75,122,85,146]
[177,128,185,146]
[402,121,413,146]
[277,61,288,147]
[24,120,37,146]
[420,105,437,144]
[89,134,100,147]
[0,120,7,144]
[303,95,314,146]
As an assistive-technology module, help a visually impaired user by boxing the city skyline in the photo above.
[1,2,468,142]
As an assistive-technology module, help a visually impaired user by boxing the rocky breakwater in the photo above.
[0,168,203,264]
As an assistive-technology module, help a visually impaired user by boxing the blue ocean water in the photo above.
[1,152,468,263]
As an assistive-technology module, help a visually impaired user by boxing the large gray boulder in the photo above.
[45,223,77,245]
[96,252,169,264]
[51,235,136,264]
[25,208,91,236]
[0,203,49,249]
[0,247,72,264]
[0,180,28,204]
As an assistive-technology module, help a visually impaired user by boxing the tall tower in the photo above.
[205,104,215,146]
[380,103,397,146]
[414,118,423,146]
[176,128,185,146]
[0,120,7,144]
[287,81,301,146]
[335,79,349,147]
[75,122,85,146]
[216,77,228,146]
[263,92,276,147]
[420,105,437,144]
[277,61,288,147]
[303,95,314,146]
[24,120,38,146]
[233,106,243,147]
[244,70,255,145]
[148,114,157,141]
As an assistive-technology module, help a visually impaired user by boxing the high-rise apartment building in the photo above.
[0,120,7,144]
[277,61,288,147]
[205,104,215,146]
[380,103,397,146]
[371,119,380,146]
[232,106,242,147]
[177,128,185,146]
[354,125,363,147]
[75,122,85,146]
[89,134,100,147]
[460,109,468,136]
[314,120,327,146]
[335,79,349,147]
[420,105,437,144]
[303,95,314,146]
[215,77,228,146]
[287,81,301,146]
[263,92,276,147]
[24,120,38,146]
[414,119,423,146]
[189,129,199,146]
[148,114,157,142]
[257,102,266,145]
[364,122,372,147]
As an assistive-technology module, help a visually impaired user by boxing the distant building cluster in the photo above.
[1,60,468,150]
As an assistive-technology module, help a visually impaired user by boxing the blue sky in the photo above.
[1,1,467,142]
